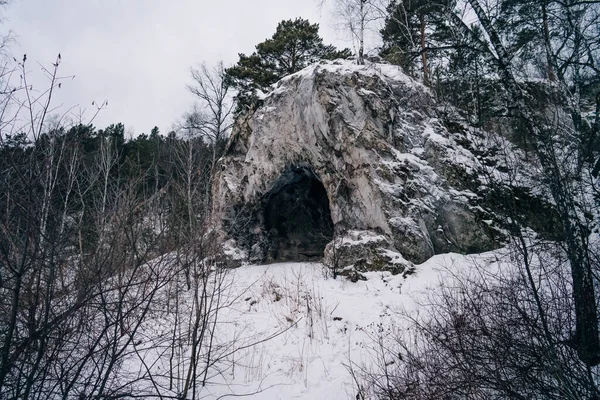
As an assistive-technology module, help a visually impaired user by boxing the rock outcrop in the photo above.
[209,60,534,273]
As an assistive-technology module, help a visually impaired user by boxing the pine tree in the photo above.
[225,18,351,111]
[380,0,450,84]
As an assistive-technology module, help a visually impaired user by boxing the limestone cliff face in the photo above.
[209,60,517,272]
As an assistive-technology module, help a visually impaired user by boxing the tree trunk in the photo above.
[358,0,365,65]
[594,92,600,162]
[541,1,556,82]
[420,13,428,85]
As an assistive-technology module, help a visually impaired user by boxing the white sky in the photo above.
[3,0,351,137]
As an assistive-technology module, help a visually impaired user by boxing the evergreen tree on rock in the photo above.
[380,0,450,84]
[226,18,351,111]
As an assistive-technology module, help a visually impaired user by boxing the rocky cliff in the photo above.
[209,60,540,274]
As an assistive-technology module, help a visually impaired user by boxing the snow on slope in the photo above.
[127,250,511,399]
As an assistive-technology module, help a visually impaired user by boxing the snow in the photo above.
[422,122,450,145]
[222,239,247,260]
[374,178,404,196]
[335,230,388,246]
[121,248,512,399]
[269,59,424,99]
[223,175,240,192]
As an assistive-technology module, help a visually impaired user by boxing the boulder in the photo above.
[208,60,540,272]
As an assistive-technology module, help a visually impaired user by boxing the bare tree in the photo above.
[360,237,599,399]
[0,49,289,399]
[186,61,234,172]
[319,0,382,65]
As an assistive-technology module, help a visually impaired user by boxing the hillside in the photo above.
[2,0,600,398]
[0,58,598,399]
[121,250,515,399]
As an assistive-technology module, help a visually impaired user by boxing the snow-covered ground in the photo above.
[126,249,510,399]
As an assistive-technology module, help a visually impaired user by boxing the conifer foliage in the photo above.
[225,18,351,110]
[380,0,449,84]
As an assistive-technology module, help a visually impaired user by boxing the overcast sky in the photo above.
[3,0,349,137]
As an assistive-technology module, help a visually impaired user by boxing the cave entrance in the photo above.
[264,166,334,262]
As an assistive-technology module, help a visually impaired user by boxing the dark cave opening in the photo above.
[264,166,334,262]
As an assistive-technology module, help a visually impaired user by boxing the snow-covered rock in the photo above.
[322,230,414,277]
[209,60,515,271]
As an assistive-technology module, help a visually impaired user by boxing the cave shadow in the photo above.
[263,165,334,262]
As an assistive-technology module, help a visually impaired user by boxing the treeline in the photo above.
[1,122,224,256]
